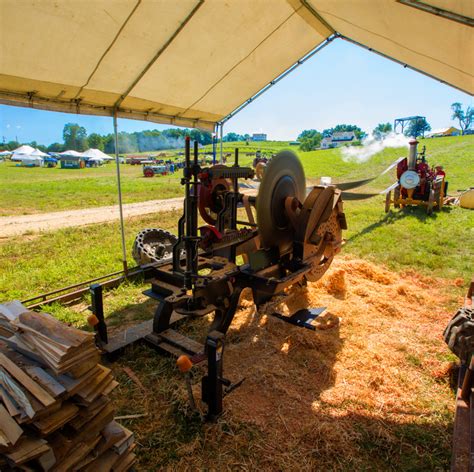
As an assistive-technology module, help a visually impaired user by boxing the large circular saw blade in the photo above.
[256,150,305,252]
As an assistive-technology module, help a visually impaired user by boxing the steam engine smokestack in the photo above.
[408,139,418,170]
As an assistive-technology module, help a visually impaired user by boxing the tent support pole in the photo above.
[113,109,128,274]
[212,124,217,165]
[219,123,224,164]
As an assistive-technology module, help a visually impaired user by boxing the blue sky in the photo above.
[0,39,471,145]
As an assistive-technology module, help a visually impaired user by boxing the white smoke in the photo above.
[341,132,410,162]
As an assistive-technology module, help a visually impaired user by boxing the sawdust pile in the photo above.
[111,256,459,470]
[215,256,457,469]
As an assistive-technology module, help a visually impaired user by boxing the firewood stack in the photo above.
[0,302,135,471]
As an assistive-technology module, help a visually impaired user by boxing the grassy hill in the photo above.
[1,135,471,215]
[0,135,472,303]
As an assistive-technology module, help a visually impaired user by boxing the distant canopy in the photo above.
[0,0,472,130]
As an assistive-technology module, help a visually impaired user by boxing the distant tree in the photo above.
[188,129,212,145]
[451,102,474,133]
[332,124,366,140]
[404,118,431,138]
[322,128,333,138]
[103,135,116,154]
[47,142,65,152]
[63,123,88,151]
[5,140,20,151]
[88,133,104,151]
[223,132,241,142]
[298,129,322,151]
[373,122,393,140]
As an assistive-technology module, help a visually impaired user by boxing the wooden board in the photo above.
[5,436,50,465]
[24,366,66,398]
[103,312,185,356]
[33,402,79,436]
[0,352,55,407]
[0,404,23,447]
[451,387,470,471]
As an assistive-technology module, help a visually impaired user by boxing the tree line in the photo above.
[2,102,471,153]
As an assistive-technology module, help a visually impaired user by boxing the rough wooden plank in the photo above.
[0,352,55,407]
[5,437,49,465]
[103,312,185,355]
[452,387,470,472]
[103,320,153,355]
[0,404,23,447]
[151,328,202,355]
[37,448,56,471]
[113,451,136,472]
[24,366,66,398]
[0,384,21,418]
[0,368,36,419]
[33,402,79,436]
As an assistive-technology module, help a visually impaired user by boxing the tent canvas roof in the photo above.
[59,150,84,157]
[30,148,49,157]
[12,145,35,155]
[81,149,113,160]
[0,1,472,130]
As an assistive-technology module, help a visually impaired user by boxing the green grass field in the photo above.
[1,135,472,296]
[0,162,183,216]
[0,135,472,471]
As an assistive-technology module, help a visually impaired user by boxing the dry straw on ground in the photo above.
[110,256,458,470]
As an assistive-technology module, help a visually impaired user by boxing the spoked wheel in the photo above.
[394,186,401,208]
[434,182,442,211]
[427,188,435,215]
[144,168,154,178]
[385,191,391,213]
[132,228,178,265]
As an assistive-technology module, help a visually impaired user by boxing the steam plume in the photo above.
[341,133,410,162]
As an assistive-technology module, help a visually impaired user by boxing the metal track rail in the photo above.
[21,265,148,309]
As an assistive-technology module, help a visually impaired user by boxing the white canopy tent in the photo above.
[82,149,114,161]
[12,145,35,155]
[30,148,49,157]
[11,145,36,162]
[58,150,82,156]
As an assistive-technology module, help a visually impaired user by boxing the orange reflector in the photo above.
[177,355,193,373]
[87,314,99,327]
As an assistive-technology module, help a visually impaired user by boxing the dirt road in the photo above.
[0,198,184,238]
[0,184,260,238]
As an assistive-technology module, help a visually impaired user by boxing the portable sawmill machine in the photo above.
[385,139,446,214]
[107,137,346,419]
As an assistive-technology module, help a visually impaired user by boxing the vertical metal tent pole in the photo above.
[219,123,224,164]
[212,124,217,165]
[113,110,128,273]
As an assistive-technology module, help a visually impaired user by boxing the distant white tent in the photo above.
[11,144,36,161]
[58,150,83,157]
[0,150,12,156]
[82,148,113,161]
[19,156,44,167]
[13,145,35,154]
[30,148,49,157]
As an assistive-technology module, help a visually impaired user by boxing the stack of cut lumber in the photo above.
[0,302,136,471]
